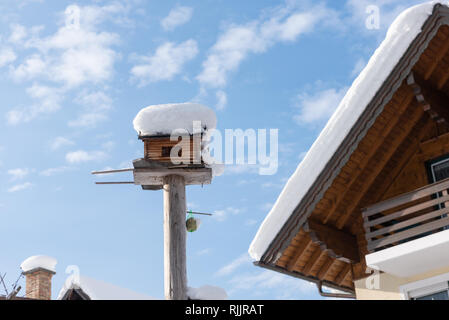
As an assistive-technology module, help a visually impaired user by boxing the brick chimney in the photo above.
[20,255,57,300]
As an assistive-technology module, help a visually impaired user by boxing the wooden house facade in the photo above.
[250,3,449,299]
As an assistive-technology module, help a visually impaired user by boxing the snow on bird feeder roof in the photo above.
[20,255,57,273]
[133,103,217,137]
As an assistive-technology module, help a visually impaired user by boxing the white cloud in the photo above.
[51,137,74,150]
[131,39,198,85]
[227,269,316,299]
[10,54,46,81]
[53,41,117,88]
[197,248,211,256]
[298,150,308,161]
[245,219,258,226]
[279,142,296,154]
[215,90,227,110]
[197,4,331,88]
[261,179,284,189]
[212,206,244,222]
[0,47,16,68]
[224,164,261,175]
[197,23,261,88]
[40,166,72,176]
[65,150,107,164]
[351,57,366,78]
[17,0,44,9]
[68,112,108,128]
[68,91,113,127]
[6,84,63,125]
[261,202,274,211]
[9,24,27,44]
[216,253,251,277]
[7,168,30,180]
[216,252,317,298]
[6,3,123,124]
[161,5,193,31]
[8,182,33,192]
[294,87,347,125]
[101,141,115,152]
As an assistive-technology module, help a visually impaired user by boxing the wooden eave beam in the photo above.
[336,101,426,230]
[335,263,352,286]
[409,72,449,125]
[317,257,334,280]
[424,34,449,80]
[321,87,415,225]
[366,119,435,208]
[305,220,359,263]
[302,247,327,276]
[350,119,435,236]
[436,58,449,89]
[286,239,313,272]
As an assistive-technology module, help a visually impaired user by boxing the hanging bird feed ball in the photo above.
[185,210,209,232]
[186,216,198,232]
[186,211,198,232]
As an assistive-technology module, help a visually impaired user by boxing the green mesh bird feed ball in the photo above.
[186,217,198,232]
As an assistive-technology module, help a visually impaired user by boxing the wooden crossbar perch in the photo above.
[91,168,134,175]
[187,211,212,216]
[95,181,135,185]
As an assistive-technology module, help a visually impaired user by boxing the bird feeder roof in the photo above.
[133,103,217,137]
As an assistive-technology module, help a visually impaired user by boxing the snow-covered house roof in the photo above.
[57,274,227,300]
[249,1,449,262]
[57,274,155,300]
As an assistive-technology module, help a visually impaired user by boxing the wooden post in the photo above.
[163,175,187,300]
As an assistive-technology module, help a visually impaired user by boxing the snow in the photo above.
[187,285,228,300]
[249,1,449,261]
[133,102,217,136]
[57,274,155,300]
[208,163,225,177]
[20,255,57,273]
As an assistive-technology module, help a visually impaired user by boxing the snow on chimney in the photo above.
[20,255,57,300]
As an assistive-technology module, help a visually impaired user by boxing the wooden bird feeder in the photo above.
[92,103,217,301]
[133,132,212,191]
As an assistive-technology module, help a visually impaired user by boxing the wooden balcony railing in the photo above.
[363,177,449,253]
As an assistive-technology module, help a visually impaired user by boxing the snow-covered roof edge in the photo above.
[249,1,449,261]
[57,274,155,300]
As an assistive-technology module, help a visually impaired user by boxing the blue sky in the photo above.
[0,0,428,300]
